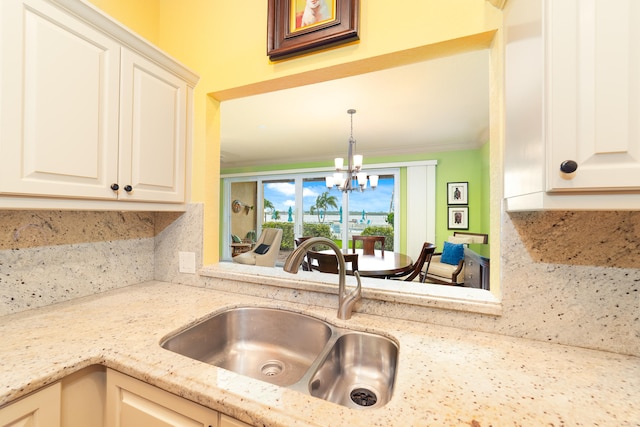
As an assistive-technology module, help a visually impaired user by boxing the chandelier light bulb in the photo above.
[353,154,363,170]
[325,176,335,188]
[369,175,379,188]
[334,158,344,170]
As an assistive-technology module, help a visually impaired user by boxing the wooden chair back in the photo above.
[453,231,488,244]
[389,242,436,282]
[352,235,385,255]
[307,251,359,274]
[294,236,312,247]
[409,242,437,282]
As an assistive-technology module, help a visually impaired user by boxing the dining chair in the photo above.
[307,251,359,275]
[390,242,436,282]
[352,235,385,256]
[295,236,313,270]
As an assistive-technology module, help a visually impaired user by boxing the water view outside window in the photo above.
[263,175,395,254]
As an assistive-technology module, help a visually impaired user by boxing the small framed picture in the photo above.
[448,206,469,230]
[447,182,468,205]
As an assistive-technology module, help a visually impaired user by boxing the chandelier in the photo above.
[325,109,378,192]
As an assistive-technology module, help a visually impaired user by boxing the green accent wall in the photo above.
[366,147,489,251]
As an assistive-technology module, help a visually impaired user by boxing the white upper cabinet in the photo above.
[0,0,198,210]
[0,0,121,200]
[504,0,640,210]
[119,48,187,203]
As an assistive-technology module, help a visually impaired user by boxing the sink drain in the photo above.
[350,388,378,407]
[260,360,284,377]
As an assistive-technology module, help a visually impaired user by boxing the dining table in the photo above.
[319,248,414,278]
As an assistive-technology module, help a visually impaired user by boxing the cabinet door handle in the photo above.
[110,183,119,191]
[560,160,578,173]
[124,185,133,192]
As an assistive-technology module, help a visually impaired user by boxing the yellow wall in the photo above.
[87,0,502,264]
[88,0,160,43]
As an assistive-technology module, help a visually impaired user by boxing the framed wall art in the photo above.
[267,0,360,61]
[447,182,468,205]
[448,206,469,230]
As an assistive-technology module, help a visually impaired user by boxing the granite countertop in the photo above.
[1,281,638,426]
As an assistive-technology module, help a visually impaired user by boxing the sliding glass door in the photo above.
[262,177,297,261]
[223,168,399,263]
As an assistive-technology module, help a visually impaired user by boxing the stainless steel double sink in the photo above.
[160,307,398,409]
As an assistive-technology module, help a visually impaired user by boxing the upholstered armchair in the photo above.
[233,228,283,267]
[425,232,488,285]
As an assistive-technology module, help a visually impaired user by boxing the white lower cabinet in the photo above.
[219,414,251,427]
[106,369,218,427]
[60,365,106,427]
[0,383,61,427]
[1,369,252,427]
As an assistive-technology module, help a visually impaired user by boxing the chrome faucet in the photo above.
[283,237,362,320]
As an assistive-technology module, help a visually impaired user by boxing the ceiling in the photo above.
[220,49,490,170]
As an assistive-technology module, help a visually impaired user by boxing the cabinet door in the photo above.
[0,0,120,199]
[546,0,640,191]
[219,414,251,427]
[106,369,218,427]
[0,383,61,427]
[118,48,188,203]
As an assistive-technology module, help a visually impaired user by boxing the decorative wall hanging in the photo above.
[447,182,468,205]
[232,200,254,215]
[267,0,360,61]
[448,206,469,230]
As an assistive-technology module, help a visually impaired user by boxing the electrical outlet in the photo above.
[178,251,196,274]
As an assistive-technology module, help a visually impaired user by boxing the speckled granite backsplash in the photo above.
[509,211,639,268]
[498,211,639,356]
[0,211,153,315]
[0,207,201,316]
[0,206,638,356]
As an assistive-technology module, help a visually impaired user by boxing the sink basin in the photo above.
[161,307,332,386]
[160,306,398,408]
[309,333,398,409]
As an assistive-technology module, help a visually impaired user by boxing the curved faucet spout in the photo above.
[283,237,362,320]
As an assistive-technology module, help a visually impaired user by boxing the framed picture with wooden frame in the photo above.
[267,0,360,61]
[448,206,469,230]
[447,182,468,205]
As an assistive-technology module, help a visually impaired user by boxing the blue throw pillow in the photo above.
[440,241,464,265]
[254,244,271,255]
